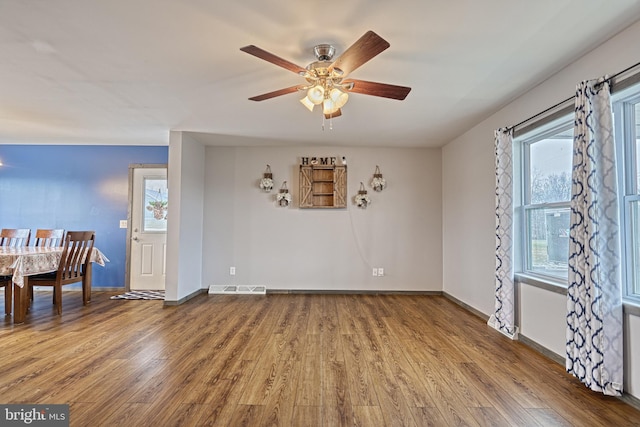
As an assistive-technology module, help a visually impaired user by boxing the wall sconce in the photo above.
[371,165,386,192]
[277,181,292,207]
[259,164,274,192]
[354,182,371,208]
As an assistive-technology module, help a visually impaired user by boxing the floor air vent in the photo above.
[208,285,267,295]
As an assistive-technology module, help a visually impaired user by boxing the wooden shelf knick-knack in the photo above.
[299,164,347,208]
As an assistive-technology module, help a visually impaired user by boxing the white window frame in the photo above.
[613,87,640,303]
[516,117,574,285]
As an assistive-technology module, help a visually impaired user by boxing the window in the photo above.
[518,121,573,282]
[614,88,640,301]
[516,79,640,302]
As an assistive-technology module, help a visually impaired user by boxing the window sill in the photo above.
[515,273,566,295]
[514,273,640,317]
[626,301,640,317]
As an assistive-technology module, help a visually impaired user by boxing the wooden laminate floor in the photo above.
[1,291,639,426]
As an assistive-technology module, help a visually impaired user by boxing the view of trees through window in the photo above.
[525,133,573,279]
[530,169,571,204]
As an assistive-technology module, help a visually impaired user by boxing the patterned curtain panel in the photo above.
[488,128,518,339]
[566,78,623,396]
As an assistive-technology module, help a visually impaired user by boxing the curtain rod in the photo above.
[507,60,640,132]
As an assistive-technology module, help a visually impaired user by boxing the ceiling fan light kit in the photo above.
[240,31,411,125]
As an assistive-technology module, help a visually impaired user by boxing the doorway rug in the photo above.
[110,290,165,300]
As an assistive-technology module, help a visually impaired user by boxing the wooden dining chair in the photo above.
[0,228,31,247]
[1,228,31,315]
[28,231,95,315]
[28,229,66,301]
[34,229,65,247]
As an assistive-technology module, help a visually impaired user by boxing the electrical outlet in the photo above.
[372,268,378,277]
[230,267,236,275]
[378,268,384,276]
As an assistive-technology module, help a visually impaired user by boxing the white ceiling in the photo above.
[1,1,640,149]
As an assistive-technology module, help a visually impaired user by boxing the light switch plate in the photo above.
[119,220,127,228]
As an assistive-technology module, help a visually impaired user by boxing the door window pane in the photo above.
[144,178,168,232]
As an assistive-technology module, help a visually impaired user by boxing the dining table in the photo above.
[0,246,109,324]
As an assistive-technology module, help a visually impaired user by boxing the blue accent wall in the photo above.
[0,145,168,288]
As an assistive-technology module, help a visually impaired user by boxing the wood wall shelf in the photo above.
[299,165,347,208]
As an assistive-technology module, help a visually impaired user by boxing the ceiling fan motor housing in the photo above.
[313,44,335,61]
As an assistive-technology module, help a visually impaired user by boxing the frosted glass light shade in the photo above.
[307,85,325,105]
[329,88,349,109]
[323,98,339,115]
[300,96,315,112]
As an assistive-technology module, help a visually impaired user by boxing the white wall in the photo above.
[518,285,566,356]
[442,20,640,400]
[202,145,442,292]
[626,314,640,396]
[165,131,205,302]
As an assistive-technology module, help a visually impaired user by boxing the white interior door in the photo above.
[130,167,167,290]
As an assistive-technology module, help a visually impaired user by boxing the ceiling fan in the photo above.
[240,31,411,119]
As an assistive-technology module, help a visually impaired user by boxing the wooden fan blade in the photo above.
[328,31,390,76]
[240,45,307,74]
[324,109,342,119]
[343,79,411,100]
[249,85,305,101]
